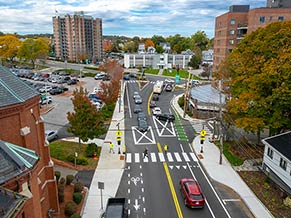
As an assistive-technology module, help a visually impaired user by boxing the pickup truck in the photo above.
[102,198,128,218]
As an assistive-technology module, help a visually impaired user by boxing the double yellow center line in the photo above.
[157,143,183,218]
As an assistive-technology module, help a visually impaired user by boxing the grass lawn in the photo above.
[145,69,159,75]
[49,140,101,168]
[162,69,189,79]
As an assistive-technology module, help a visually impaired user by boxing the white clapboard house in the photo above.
[262,131,291,195]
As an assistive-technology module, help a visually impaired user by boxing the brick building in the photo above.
[53,11,103,63]
[0,65,59,217]
[213,0,291,71]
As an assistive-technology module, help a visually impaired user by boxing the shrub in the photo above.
[74,181,84,193]
[70,214,81,218]
[73,192,83,205]
[59,177,66,185]
[283,196,291,208]
[58,191,64,203]
[58,184,65,194]
[66,175,75,185]
[76,157,89,165]
[65,201,77,217]
[85,143,98,157]
[55,171,61,183]
[178,96,184,107]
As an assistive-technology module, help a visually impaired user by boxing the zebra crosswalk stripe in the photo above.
[167,153,174,162]
[126,153,132,163]
[150,153,157,162]
[174,152,182,162]
[182,152,190,162]
[158,153,165,162]
[189,153,198,162]
[135,153,140,163]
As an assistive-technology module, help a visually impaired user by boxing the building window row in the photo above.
[279,157,287,171]
[260,16,284,23]
[267,147,273,159]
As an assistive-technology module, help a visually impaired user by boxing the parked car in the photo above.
[180,178,205,208]
[67,78,78,85]
[39,96,52,105]
[137,112,147,121]
[133,105,142,114]
[152,94,159,101]
[89,93,101,100]
[39,85,53,93]
[138,120,148,132]
[134,96,142,104]
[94,72,106,80]
[49,87,63,95]
[45,130,58,142]
[152,107,162,116]
[150,100,156,108]
[123,75,130,81]
[156,113,175,122]
[129,73,138,78]
[102,74,111,81]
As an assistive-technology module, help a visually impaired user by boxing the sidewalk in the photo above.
[172,95,274,218]
[82,84,126,218]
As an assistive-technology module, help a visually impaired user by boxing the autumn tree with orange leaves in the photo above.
[0,34,21,62]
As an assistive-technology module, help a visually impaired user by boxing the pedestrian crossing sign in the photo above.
[200,130,206,136]
[116,130,122,137]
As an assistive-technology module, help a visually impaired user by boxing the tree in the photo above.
[151,35,166,47]
[220,21,291,138]
[0,34,21,62]
[17,37,49,68]
[200,63,212,79]
[155,45,164,54]
[67,87,105,147]
[144,39,154,50]
[191,31,210,51]
[188,55,201,69]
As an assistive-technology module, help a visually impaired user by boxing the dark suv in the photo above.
[156,113,175,122]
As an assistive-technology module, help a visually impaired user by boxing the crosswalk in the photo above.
[125,152,198,163]
[126,80,156,84]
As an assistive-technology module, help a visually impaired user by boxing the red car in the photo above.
[180,178,205,208]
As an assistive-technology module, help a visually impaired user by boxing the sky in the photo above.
[0,0,266,38]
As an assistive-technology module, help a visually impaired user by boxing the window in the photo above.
[229,30,235,35]
[278,16,284,21]
[230,19,236,25]
[260,16,265,23]
[267,147,273,159]
[229,39,235,45]
[280,158,287,170]
[269,16,273,21]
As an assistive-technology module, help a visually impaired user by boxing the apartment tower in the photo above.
[213,0,291,71]
[53,11,103,63]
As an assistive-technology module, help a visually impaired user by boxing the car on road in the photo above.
[123,75,130,80]
[45,130,58,142]
[180,178,205,208]
[129,73,138,78]
[149,100,156,108]
[133,105,142,113]
[156,113,175,122]
[134,96,142,104]
[137,112,147,121]
[152,107,162,116]
[152,94,159,101]
[133,91,139,99]
[138,119,148,132]
[165,84,173,92]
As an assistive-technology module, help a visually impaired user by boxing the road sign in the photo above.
[116,130,122,137]
[175,73,180,83]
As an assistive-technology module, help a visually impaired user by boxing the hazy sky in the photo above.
[0,0,266,38]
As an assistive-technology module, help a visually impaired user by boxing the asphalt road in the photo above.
[116,75,252,218]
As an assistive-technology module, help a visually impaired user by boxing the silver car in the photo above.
[45,130,58,142]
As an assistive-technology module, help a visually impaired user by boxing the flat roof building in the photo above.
[213,1,291,72]
[53,11,103,63]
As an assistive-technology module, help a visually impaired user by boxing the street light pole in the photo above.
[219,80,223,165]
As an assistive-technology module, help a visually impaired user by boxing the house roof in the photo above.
[0,65,39,107]
[263,131,291,160]
[0,140,39,185]
[0,186,27,218]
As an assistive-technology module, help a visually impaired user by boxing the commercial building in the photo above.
[213,0,291,71]
[124,53,192,69]
[0,65,59,217]
[53,11,103,63]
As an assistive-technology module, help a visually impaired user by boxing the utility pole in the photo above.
[183,72,192,118]
[219,80,223,165]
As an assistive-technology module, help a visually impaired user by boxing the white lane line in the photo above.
[158,153,165,162]
[126,153,132,163]
[174,152,182,162]
[167,153,174,162]
[125,82,132,118]
[135,153,140,163]
[182,152,190,162]
[189,152,198,162]
[150,153,157,162]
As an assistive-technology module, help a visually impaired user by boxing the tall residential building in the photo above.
[53,11,103,63]
[213,1,291,71]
